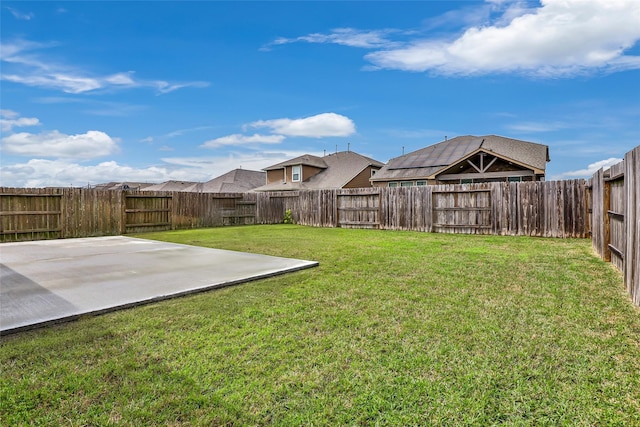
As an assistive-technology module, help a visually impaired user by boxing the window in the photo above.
[461,178,473,184]
[371,169,377,177]
[400,181,414,187]
[416,180,427,186]
[292,165,301,182]
[508,176,522,182]
[388,182,398,188]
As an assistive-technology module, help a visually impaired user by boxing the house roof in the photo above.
[142,180,200,191]
[372,135,549,181]
[255,151,384,191]
[263,154,328,171]
[92,182,157,191]
[182,169,266,193]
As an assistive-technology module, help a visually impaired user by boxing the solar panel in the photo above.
[389,136,482,170]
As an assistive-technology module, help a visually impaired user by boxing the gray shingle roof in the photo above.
[481,135,549,171]
[372,135,549,181]
[141,180,200,191]
[263,154,328,171]
[92,182,157,190]
[182,169,266,193]
[255,151,384,191]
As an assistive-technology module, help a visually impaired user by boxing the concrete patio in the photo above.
[0,236,318,335]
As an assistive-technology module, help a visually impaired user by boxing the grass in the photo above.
[1,225,639,426]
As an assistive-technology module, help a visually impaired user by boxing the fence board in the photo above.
[591,169,605,258]
[623,147,639,306]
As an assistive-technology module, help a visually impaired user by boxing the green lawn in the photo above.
[1,225,639,426]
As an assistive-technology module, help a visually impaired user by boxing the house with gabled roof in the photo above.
[182,169,266,193]
[370,135,549,187]
[92,182,156,191]
[253,150,384,191]
[141,180,200,191]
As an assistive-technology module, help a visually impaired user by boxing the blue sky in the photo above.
[1,0,639,188]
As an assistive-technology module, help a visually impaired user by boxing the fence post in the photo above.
[603,176,612,262]
[120,191,127,235]
[60,188,68,239]
[588,181,592,237]
[334,190,339,228]
[624,146,640,306]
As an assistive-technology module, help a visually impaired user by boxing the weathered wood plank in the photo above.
[623,146,639,306]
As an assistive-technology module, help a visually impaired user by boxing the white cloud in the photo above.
[31,97,147,117]
[104,72,136,86]
[421,1,496,31]
[33,96,86,104]
[153,80,210,94]
[249,112,356,138]
[506,121,569,133]
[2,72,103,94]
[200,113,355,150]
[487,0,538,27]
[553,157,623,180]
[1,40,209,94]
[0,110,40,132]
[201,133,285,148]
[0,150,325,188]
[365,0,640,76]
[2,130,119,160]
[163,126,215,139]
[162,150,324,177]
[5,6,34,20]
[1,110,19,119]
[0,159,170,188]
[267,28,399,50]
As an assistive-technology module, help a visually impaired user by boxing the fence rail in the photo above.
[589,145,640,307]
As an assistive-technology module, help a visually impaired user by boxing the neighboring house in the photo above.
[371,135,549,187]
[92,182,157,191]
[141,180,200,191]
[254,151,384,191]
[182,169,266,193]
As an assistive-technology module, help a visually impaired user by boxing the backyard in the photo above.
[1,225,639,425]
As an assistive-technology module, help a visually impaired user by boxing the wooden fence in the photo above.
[1,180,587,242]
[0,188,124,241]
[0,189,256,242]
[589,145,640,307]
[4,168,638,306]
[255,180,588,238]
